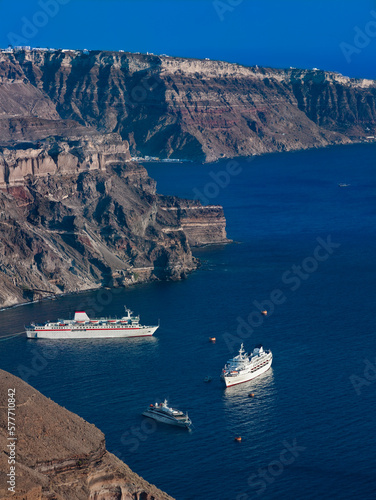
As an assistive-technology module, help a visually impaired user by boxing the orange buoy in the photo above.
[209,337,216,343]
[261,310,268,316]
[249,393,255,398]
[234,436,242,442]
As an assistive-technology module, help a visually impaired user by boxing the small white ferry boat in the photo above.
[221,344,272,387]
[142,400,192,428]
[25,306,158,339]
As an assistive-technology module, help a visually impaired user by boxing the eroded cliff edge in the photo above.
[0,369,175,499]
[2,47,374,307]
[0,134,228,308]
[1,49,375,162]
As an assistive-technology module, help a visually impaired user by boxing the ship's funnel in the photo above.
[74,311,90,321]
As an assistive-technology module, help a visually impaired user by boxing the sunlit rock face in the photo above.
[2,49,374,162]
[0,141,228,308]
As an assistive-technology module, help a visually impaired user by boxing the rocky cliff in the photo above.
[0,134,130,187]
[1,47,374,307]
[0,135,228,308]
[0,50,233,308]
[1,49,375,161]
[0,369,174,499]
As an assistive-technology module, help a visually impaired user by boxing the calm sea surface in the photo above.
[1,143,375,499]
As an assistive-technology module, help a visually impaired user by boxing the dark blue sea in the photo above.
[1,143,376,499]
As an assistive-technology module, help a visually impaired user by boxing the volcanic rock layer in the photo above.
[1,48,374,307]
[0,136,228,308]
[0,49,375,161]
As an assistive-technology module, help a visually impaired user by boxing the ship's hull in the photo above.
[222,358,272,387]
[142,410,191,428]
[26,325,158,339]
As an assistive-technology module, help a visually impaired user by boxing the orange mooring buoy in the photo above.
[234,436,242,442]
[248,393,255,398]
[261,310,268,316]
[209,337,216,343]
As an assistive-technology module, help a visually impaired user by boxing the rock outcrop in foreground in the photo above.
[1,49,375,162]
[0,369,174,499]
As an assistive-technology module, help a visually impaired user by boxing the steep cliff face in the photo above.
[0,133,131,187]
[0,136,228,308]
[0,369,175,499]
[1,48,372,306]
[0,50,235,308]
[288,70,376,138]
[0,55,96,145]
[2,49,375,161]
[159,198,229,247]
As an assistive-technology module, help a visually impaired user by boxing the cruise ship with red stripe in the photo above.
[25,307,159,339]
[221,344,272,387]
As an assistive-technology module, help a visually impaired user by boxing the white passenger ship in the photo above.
[142,400,192,428]
[25,307,158,339]
[221,344,272,387]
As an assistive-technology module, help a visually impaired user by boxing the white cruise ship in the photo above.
[25,307,158,339]
[142,400,192,428]
[221,344,272,387]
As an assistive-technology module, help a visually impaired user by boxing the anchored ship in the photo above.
[25,306,159,339]
[142,400,192,428]
[221,344,272,387]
